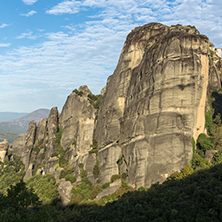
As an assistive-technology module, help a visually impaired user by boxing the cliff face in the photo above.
[12,23,222,194]
[12,85,96,182]
[95,23,221,188]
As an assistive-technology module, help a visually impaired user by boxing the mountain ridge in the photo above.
[0,112,28,122]
[0,109,50,134]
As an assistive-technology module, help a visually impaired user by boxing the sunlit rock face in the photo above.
[12,85,97,184]
[60,85,96,182]
[12,23,222,192]
[95,23,216,188]
[0,139,9,162]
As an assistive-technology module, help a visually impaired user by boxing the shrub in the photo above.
[33,147,40,155]
[91,184,102,199]
[122,172,128,180]
[51,146,69,168]
[80,168,92,187]
[93,159,100,179]
[73,89,83,96]
[59,155,68,168]
[26,174,59,205]
[111,174,121,183]
[211,151,222,164]
[55,127,63,146]
[38,138,44,147]
[89,148,98,154]
[192,137,195,153]
[79,163,84,169]
[0,156,25,195]
[191,153,211,170]
[59,170,66,179]
[196,133,214,152]
[87,93,102,110]
[65,174,76,183]
[117,155,124,174]
[89,139,98,154]
[59,167,74,179]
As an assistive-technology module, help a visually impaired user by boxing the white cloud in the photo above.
[46,0,81,15]
[1,0,222,112]
[16,31,38,40]
[20,10,37,17]
[0,43,11,47]
[22,0,38,5]
[0,23,10,29]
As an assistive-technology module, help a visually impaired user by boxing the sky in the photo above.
[0,0,221,113]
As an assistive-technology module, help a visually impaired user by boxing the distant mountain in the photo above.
[0,112,28,122]
[0,109,50,134]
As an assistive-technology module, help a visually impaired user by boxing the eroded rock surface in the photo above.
[11,23,222,198]
[95,23,220,188]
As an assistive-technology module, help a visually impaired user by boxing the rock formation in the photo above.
[0,139,9,162]
[12,85,97,192]
[95,23,222,188]
[11,23,222,201]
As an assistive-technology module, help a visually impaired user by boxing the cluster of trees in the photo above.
[192,89,222,170]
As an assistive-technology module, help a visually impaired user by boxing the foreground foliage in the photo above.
[1,164,222,221]
[0,156,25,194]
[26,174,59,205]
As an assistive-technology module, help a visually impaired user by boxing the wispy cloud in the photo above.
[1,0,222,112]
[16,31,38,40]
[22,0,38,5]
[46,0,81,15]
[20,10,37,17]
[0,23,10,29]
[0,43,11,47]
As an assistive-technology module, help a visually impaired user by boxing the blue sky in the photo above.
[0,0,222,112]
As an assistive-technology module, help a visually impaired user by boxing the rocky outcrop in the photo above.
[58,180,73,205]
[0,139,9,162]
[12,85,97,199]
[45,107,59,160]
[11,23,222,201]
[95,23,221,188]
[95,179,121,200]
[13,121,36,171]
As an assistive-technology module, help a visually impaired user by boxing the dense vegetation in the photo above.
[1,163,222,221]
[0,156,25,195]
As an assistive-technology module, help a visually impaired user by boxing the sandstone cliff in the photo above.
[95,23,221,188]
[11,23,222,199]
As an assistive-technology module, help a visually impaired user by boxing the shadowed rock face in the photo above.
[94,23,219,188]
